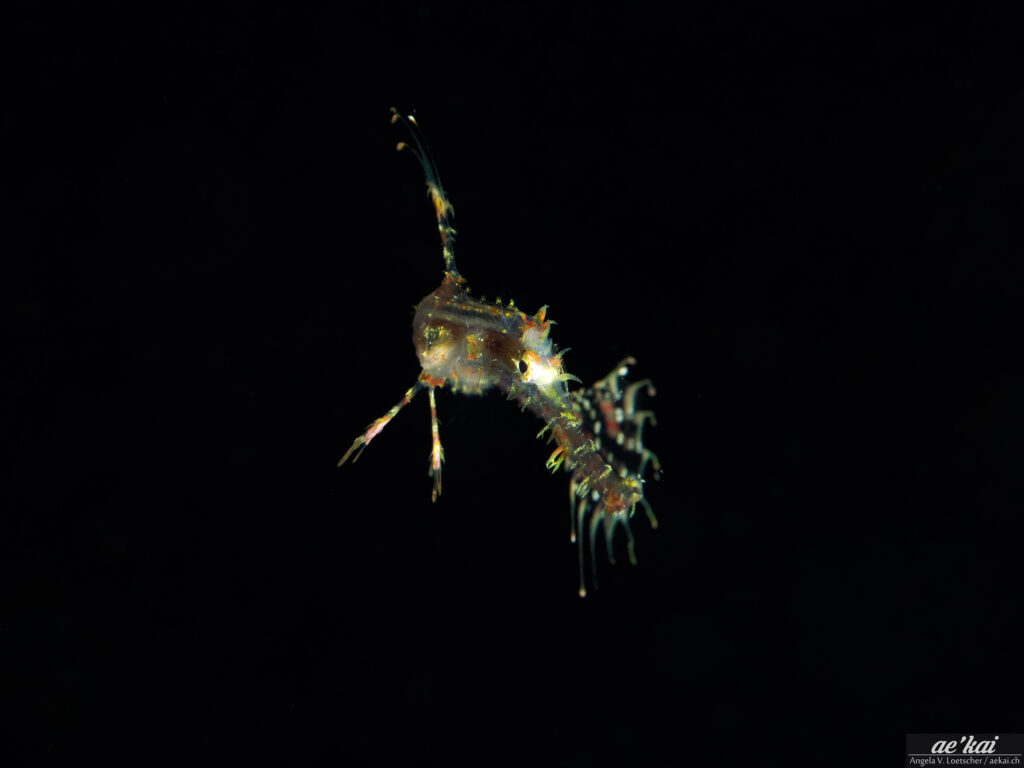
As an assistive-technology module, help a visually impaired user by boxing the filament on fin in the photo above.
[338,382,425,466]
[576,496,588,597]
[427,386,444,502]
[389,107,460,281]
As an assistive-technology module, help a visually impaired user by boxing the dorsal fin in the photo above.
[389,108,462,283]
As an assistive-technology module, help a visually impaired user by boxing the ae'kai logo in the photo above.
[930,736,1000,755]
[908,734,1022,767]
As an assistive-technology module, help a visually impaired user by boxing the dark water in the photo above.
[5,4,1022,765]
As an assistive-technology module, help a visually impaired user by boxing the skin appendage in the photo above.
[338,109,660,596]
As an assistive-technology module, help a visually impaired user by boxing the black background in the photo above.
[4,2,1023,765]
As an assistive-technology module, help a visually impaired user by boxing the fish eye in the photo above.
[518,359,528,374]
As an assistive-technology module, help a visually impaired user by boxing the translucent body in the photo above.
[339,110,659,595]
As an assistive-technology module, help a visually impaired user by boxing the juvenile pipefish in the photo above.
[339,109,661,596]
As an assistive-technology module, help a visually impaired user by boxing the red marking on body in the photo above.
[598,400,620,437]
